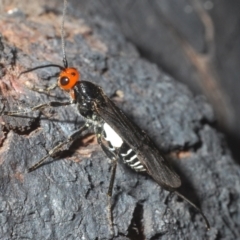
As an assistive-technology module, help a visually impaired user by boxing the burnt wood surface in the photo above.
[0,1,240,240]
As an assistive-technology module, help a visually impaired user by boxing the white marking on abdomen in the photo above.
[134,165,145,170]
[130,161,141,167]
[121,149,132,157]
[103,123,123,148]
[125,154,137,163]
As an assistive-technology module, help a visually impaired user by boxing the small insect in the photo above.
[4,0,210,231]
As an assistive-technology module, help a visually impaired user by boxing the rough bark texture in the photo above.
[0,1,240,240]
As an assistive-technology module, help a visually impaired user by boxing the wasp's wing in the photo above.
[94,96,181,189]
[136,138,181,189]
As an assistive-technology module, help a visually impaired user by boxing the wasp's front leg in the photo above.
[24,80,58,94]
[2,100,72,116]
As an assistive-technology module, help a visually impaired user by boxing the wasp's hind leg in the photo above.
[96,127,118,235]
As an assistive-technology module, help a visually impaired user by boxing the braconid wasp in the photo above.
[3,0,210,234]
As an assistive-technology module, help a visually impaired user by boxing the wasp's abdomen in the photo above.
[119,142,146,172]
[103,123,146,172]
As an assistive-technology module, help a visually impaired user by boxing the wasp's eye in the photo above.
[60,76,69,86]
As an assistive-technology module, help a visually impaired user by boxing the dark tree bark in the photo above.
[0,1,239,240]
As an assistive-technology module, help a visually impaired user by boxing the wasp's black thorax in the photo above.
[73,81,106,123]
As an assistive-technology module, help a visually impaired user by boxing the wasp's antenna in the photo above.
[61,0,68,69]
[18,0,68,78]
[18,64,65,78]
[18,1,69,78]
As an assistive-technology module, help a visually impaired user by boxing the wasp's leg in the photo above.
[106,159,117,234]
[96,128,118,234]
[28,123,89,172]
[96,128,118,196]
[3,100,72,116]
[25,81,58,94]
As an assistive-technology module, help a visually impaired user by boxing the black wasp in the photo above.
[4,0,210,231]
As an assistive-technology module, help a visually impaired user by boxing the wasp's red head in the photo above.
[58,67,80,90]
